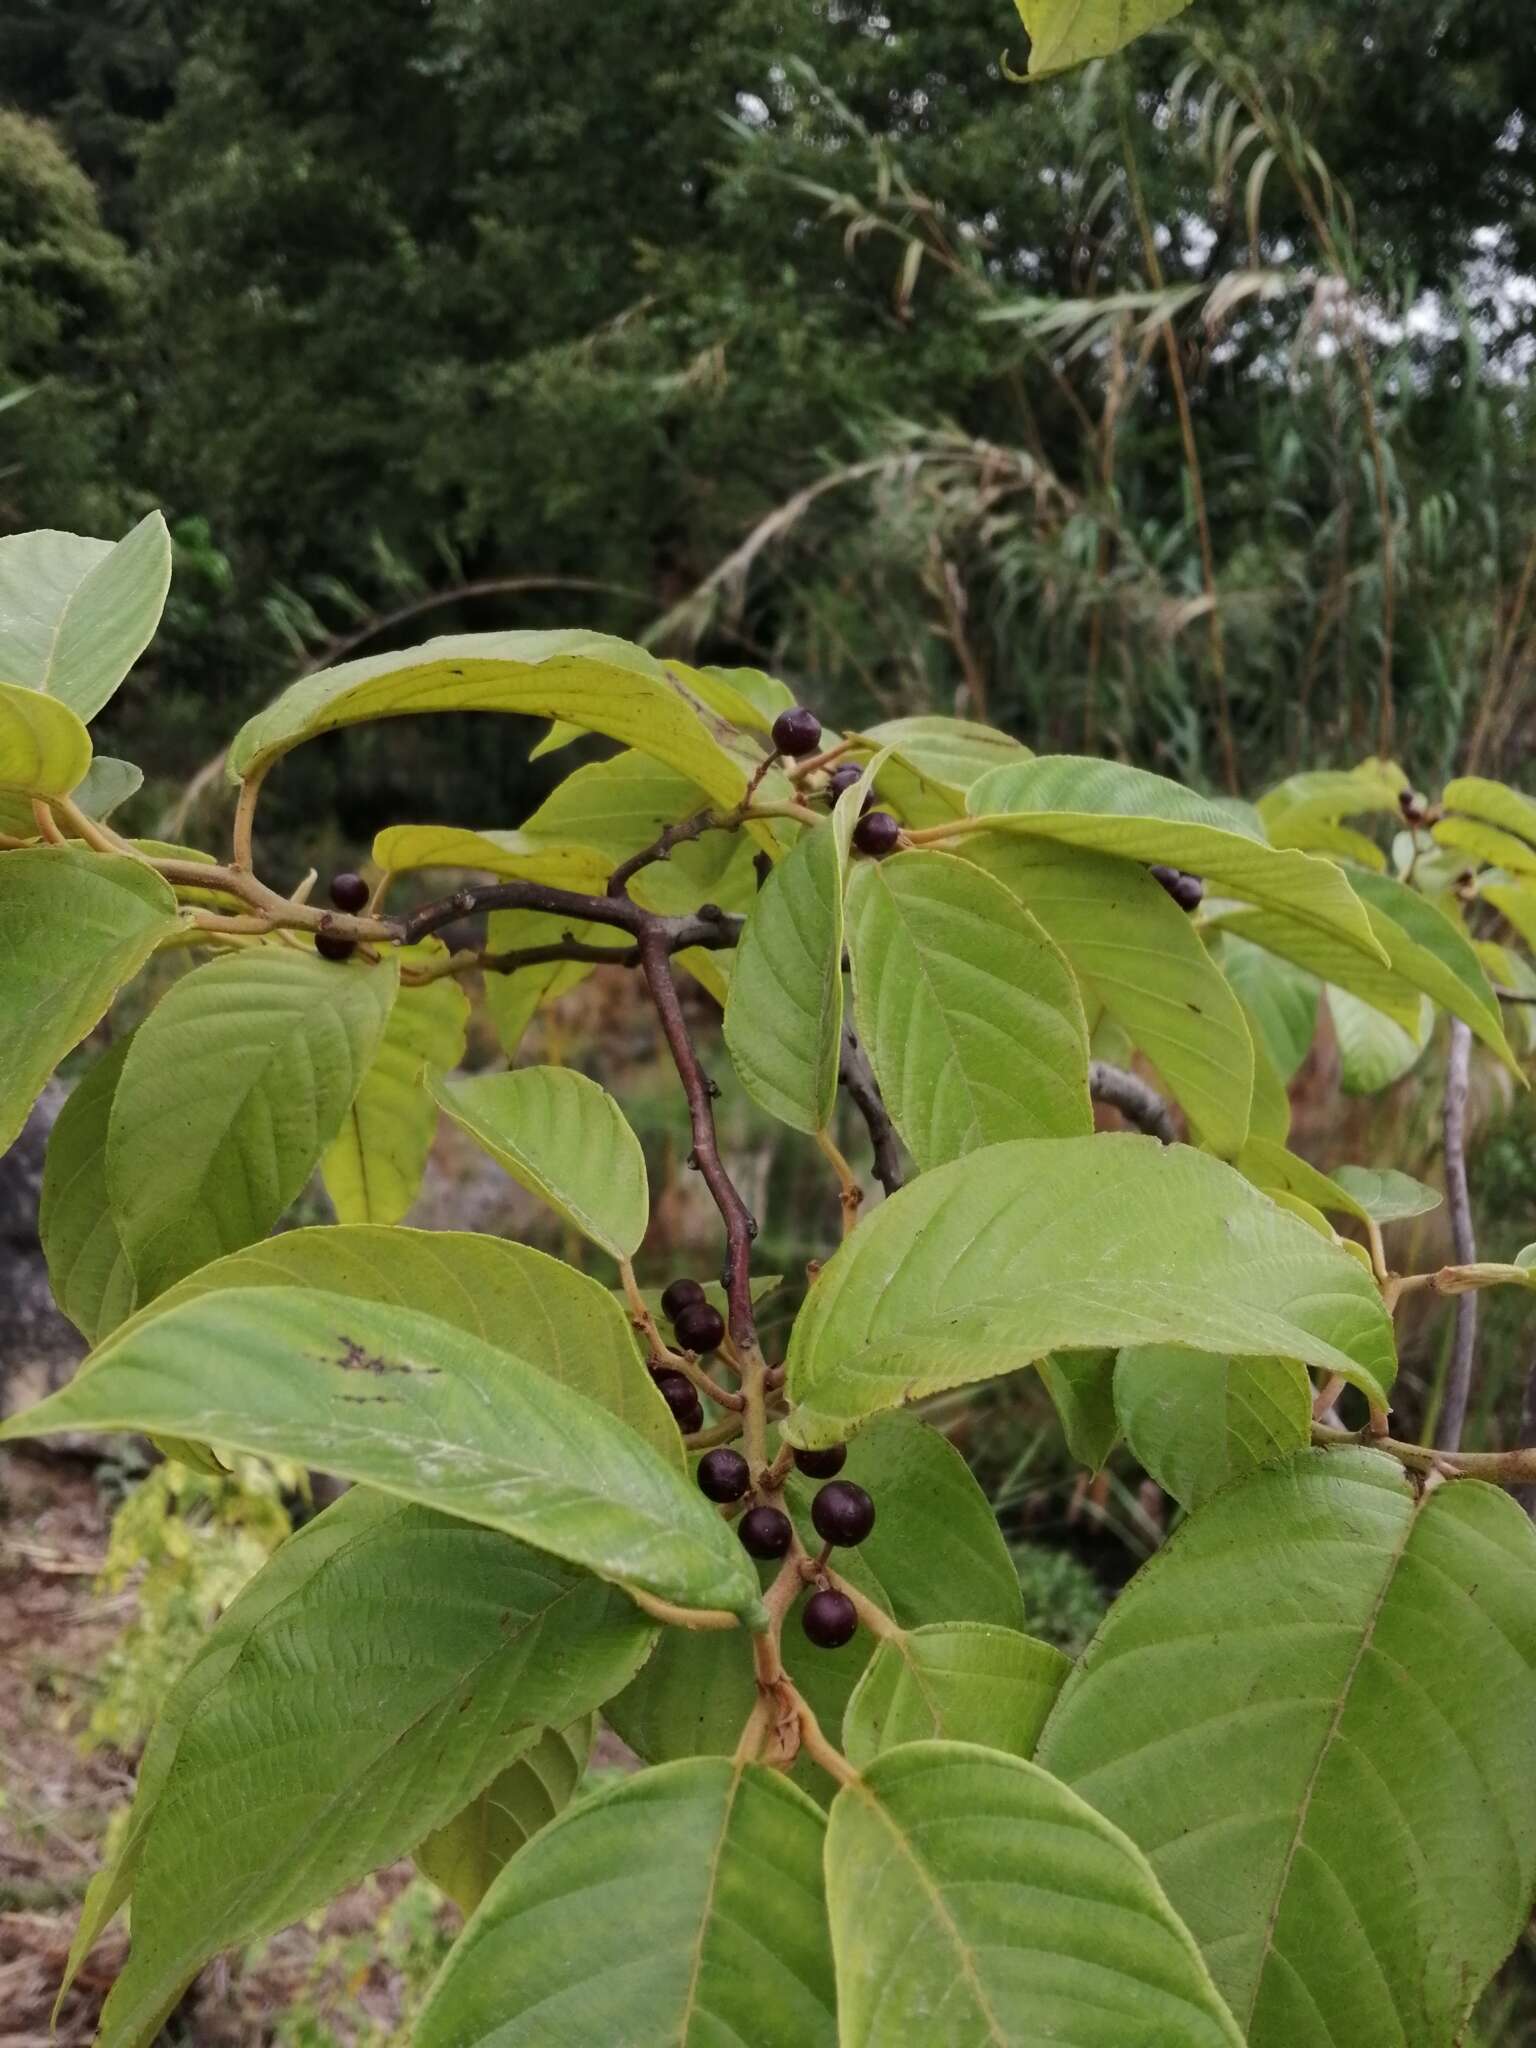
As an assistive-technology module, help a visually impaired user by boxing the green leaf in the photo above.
[826,1741,1244,2045]
[846,849,1090,1168]
[864,714,1030,826]
[963,833,1255,1155]
[73,756,143,821]
[724,815,847,1133]
[1233,1135,1371,1226]
[371,822,611,892]
[93,1495,654,2048]
[1213,930,1319,1083]
[1258,760,1406,844]
[1348,867,1519,1073]
[1113,1346,1311,1510]
[842,1623,1071,1767]
[98,1224,681,1464]
[2,1287,763,1620]
[786,1135,1395,1444]
[415,1758,836,2048]
[1442,774,1536,846]
[227,630,755,809]
[0,847,178,1152]
[967,755,1385,962]
[106,946,398,1298]
[39,1037,137,1342]
[1040,1350,1120,1469]
[1328,984,1429,1095]
[0,676,92,795]
[1480,877,1536,952]
[1330,1163,1442,1223]
[1013,0,1192,76]
[0,513,171,722]
[1038,1450,1536,2045]
[416,1717,594,1917]
[1207,904,1423,1033]
[429,1066,648,1260]
[1433,815,1536,877]
[480,907,630,1056]
[321,940,468,1225]
[609,1412,1022,1795]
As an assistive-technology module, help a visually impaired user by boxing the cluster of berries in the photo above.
[770,705,902,858]
[655,1273,875,1649]
[1147,863,1205,913]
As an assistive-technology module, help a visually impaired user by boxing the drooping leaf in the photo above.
[1480,877,1536,953]
[0,847,178,1152]
[92,1495,654,2048]
[106,946,398,1298]
[724,813,847,1132]
[825,1741,1244,2046]
[0,513,171,722]
[1233,1135,1372,1226]
[785,1135,1395,1445]
[1213,930,1319,1082]
[842,1623,1071,1767]
[0,676,92,795]
[429,1066,648,1259]
[1432,815,1536,878]
[227,630,754,809]
[2,1287,763,1620]
[321,941,468,1225]
[1039,1349,1120,1469]
[1013,0,1192,77]
[1442,774,1536,846]
[415,1717,594,1917]
[1330,1163,1442,1223]
[98,1224,678,1463]
[963,833,1255,1155]
[1038,1450,1536,2046]
[845,848,1090,1168]
[1208,904,1423,1033]
[1348,867,1518,1073]
[371,823,611,892]
[609,1412,1023,1796]
[966,755,1385,960]
[39,1037,137,1342]
[1113,1346,1311,1510]
[414,1759,837,2048]
[1328,984,1429,1095]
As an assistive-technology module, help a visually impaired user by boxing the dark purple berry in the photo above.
[1399,788,1430,825]
[314,929,356,963]
[652,1370,704,1433]
[329,871,370,913]
[826,763,862,800]
[738,1506,793,1559]
[697,1447,751,1504]
[771,706,823,759]
[852,810,901,858]
[1170,871,1204,914]
[1148,863,1181,899]
[660,1278,706,1324]
[793,1443,848,1479]
[801,1588,858,1649]
[810,1479,876,1547]
[673,1300,726,1355]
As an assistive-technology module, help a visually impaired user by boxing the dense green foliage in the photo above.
[7,0,1536,836]
[9,502,1536,2039]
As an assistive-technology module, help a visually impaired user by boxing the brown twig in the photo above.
[839,1027,904,1195]
[1088,1061,1178,1143]
[1437,1019,1478,1453]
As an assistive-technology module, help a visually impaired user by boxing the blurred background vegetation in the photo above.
[9,2,1536,2037]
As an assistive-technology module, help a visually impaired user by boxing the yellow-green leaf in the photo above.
[415,1717,594,1917]
[371,823,610,891]
[227,630,753,808]
[321,940,468,1225]
[0,513,171,722]
[0,676,92,796]
[1442,774,1536,846]
[0,847,178,1152]
[429,1066,648,1259]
